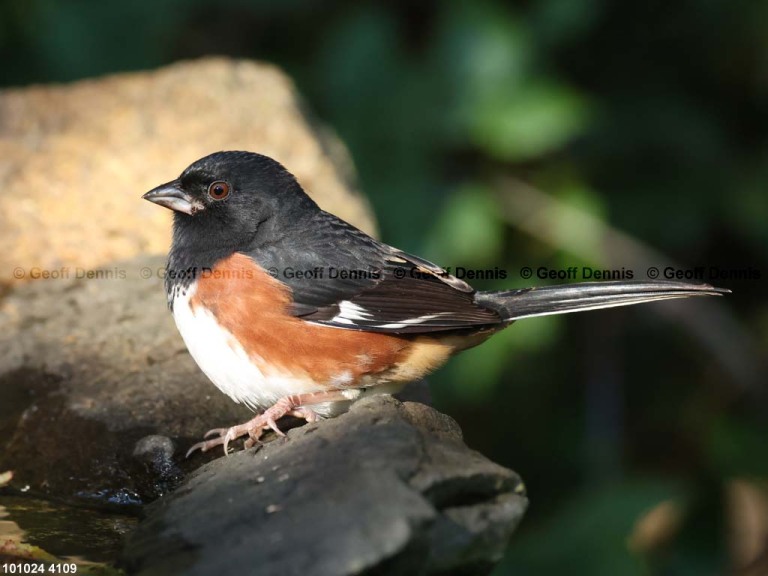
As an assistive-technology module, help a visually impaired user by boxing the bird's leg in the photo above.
[186,390,352,457]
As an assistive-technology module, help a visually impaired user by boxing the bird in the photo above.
[143,151,728,457]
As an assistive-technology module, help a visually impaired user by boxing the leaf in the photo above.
[424,183,504,265]
[470,80,589,161]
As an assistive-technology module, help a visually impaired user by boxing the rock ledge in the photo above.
[120,396,527,576]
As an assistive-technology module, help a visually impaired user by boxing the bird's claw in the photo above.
[185,403,321,458]
[185,426,241,457]
[203,427,228,439]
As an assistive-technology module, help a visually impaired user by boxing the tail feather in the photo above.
[476,281,729,322]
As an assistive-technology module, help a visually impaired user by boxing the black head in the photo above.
[143,151,319,260]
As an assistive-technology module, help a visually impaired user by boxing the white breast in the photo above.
[171,284,321,412]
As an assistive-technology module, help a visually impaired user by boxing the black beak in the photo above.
[142,180,201,215]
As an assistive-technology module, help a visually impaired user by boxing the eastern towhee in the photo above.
[143,151,728,456]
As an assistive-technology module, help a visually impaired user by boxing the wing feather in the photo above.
[245,210,502,334]
[293,252,501,333]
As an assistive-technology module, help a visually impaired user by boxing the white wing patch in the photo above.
[331,300,375,324]
[375,313,453,330]
[325,302,455,330]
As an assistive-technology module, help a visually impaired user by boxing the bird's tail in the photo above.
[475,281,729,322]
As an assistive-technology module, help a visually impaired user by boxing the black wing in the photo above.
[246,211,502,334]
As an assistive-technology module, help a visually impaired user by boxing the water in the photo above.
[0,492,137,574]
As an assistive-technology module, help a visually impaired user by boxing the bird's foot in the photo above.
[185,395,327,457]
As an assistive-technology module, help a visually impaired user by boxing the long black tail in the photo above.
[475,281,729,322]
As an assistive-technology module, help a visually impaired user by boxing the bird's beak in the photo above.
[142,180,201,215]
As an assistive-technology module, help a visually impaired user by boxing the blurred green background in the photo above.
[3,1,767,574]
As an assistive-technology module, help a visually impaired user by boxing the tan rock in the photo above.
[0,57,376,284]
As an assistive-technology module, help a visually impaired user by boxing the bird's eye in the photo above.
[208,181,231,200]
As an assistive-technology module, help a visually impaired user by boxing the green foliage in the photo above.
[708,417,768,478]
[496,481,683,576]
[424,183,504,265]
[470,79,589,160]
[438,315,561,405]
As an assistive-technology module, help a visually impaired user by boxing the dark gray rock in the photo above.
[120,396,527,576]
[0,254,251,503]
[132,435,176,463]
[131,435,184,500]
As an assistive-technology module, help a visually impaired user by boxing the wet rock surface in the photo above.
[120,396,527,576]
[0,253,248,503]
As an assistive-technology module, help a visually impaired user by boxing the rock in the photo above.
[131,435,183,501]
[0,58,378,502]
[0,57,376,285]
[0,253,250,502]
[120,396,527,576]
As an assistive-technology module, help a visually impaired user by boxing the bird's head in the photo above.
[143,151,318,252]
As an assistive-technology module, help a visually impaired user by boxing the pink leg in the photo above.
[186,390,351,457]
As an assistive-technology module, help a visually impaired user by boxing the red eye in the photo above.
[208,181,230,200]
